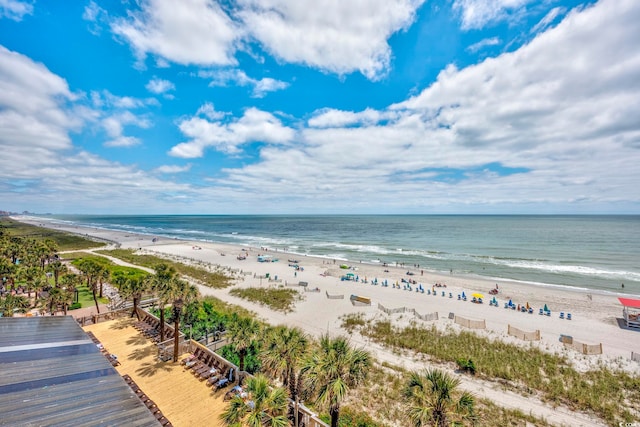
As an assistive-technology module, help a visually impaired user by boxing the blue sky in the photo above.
[0,0,638,214]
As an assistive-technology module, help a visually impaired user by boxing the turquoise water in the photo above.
[47,215,640,295]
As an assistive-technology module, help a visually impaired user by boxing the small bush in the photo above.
[69,302,81,310]
[457,358,476,375]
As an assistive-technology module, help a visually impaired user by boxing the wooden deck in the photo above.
[83,318,228,427]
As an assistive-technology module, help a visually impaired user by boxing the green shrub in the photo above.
[457,358,476,375]
[68,302,81,310]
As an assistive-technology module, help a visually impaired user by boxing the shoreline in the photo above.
[11,215,640,376]
[15,215,637,299]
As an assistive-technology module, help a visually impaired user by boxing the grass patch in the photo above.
[0,218,105,251]
[341,316,640,425]
[342,361,554,427]
[229,287,302,313]
[96,249,233,288]
[74,284,109,308]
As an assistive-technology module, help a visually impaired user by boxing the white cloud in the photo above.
[530,7,565,35]
[106,0,425,80]
[0,45,75,151]
[453,0,532,30]
[146,77,175,94]
[238,0,425,80]
[199,68,288,97]
[308,108,388,128]
[212,0,640,212]
[466,36,501,53]
[0,45,196,214]
[170,107,295,157]
[0,0,33,21]
[103,136,141,147]
[196,102,225,121]
[155,164,192,174]
[252,77,289,98]
[111,0,241,67]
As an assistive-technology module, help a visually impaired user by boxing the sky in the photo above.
[0,0,639,215]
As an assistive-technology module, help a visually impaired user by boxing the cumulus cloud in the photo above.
[198,69,288,97]
[238,0,425,80]
[453,0,532,30]
[110,0,241,67]
[0,45,75,151]
[170,107,295,157]
[0,0,33,21]
[0,44,197,213]
[146,77,175,94]
[213,0,640,212]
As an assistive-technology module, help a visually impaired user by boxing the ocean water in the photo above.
[45,215,640,295]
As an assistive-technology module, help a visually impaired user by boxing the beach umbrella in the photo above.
[508,299,513,306]
[543,304,549,312]
[472,293,484,299]
[462,291,466,298]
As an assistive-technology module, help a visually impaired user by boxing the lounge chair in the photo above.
[539,308,543,315]
[214,368,234,390]
[560,312,564,319]
[567,313,572,320]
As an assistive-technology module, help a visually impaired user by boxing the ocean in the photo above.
[43,215,640,295]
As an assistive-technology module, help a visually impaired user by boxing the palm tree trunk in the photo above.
[92,288,100,313]
[159,305,165,342]
[131,296,140,319]
[173,310,181,362]
[330,406,340,427]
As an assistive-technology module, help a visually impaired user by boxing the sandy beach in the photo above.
[19,216,640,370]
[16,216,640,425]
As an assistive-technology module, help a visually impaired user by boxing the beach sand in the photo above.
[15,217,640,425]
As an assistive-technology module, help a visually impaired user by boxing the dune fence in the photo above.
[561,336,603,355]
[377,303,439,321]
[507,324,541,341]
[325,291,344,300]
[454,315,486,330]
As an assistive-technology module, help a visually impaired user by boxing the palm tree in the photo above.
[39,286,73,315]
[227,315,261,383]
[404,369,475,427]
[302,334,371,427]
[220,374,289,427]
[260,326,309,425]
[59,272,81,305]
[76,259,103,313]
[149,263,178,343]
[0,294,30,317]
[46,260,67,287]
[169,277,199,362]
[113,272,149,320]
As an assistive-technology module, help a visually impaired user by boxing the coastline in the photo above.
[13,215,640,375]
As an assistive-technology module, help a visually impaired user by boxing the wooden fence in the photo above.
[454,315,486,329]
[377,304,438,321]
[508,324,541,341]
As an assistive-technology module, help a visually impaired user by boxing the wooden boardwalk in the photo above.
[83,318,228,427]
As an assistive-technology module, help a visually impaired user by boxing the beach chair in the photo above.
[472,297,477,303]
[449,292,453,298]
[478,298,483,304]
[539,308,543,315]
[567,313,572,320]
[545,310,551,316]
[559,312,564,319]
